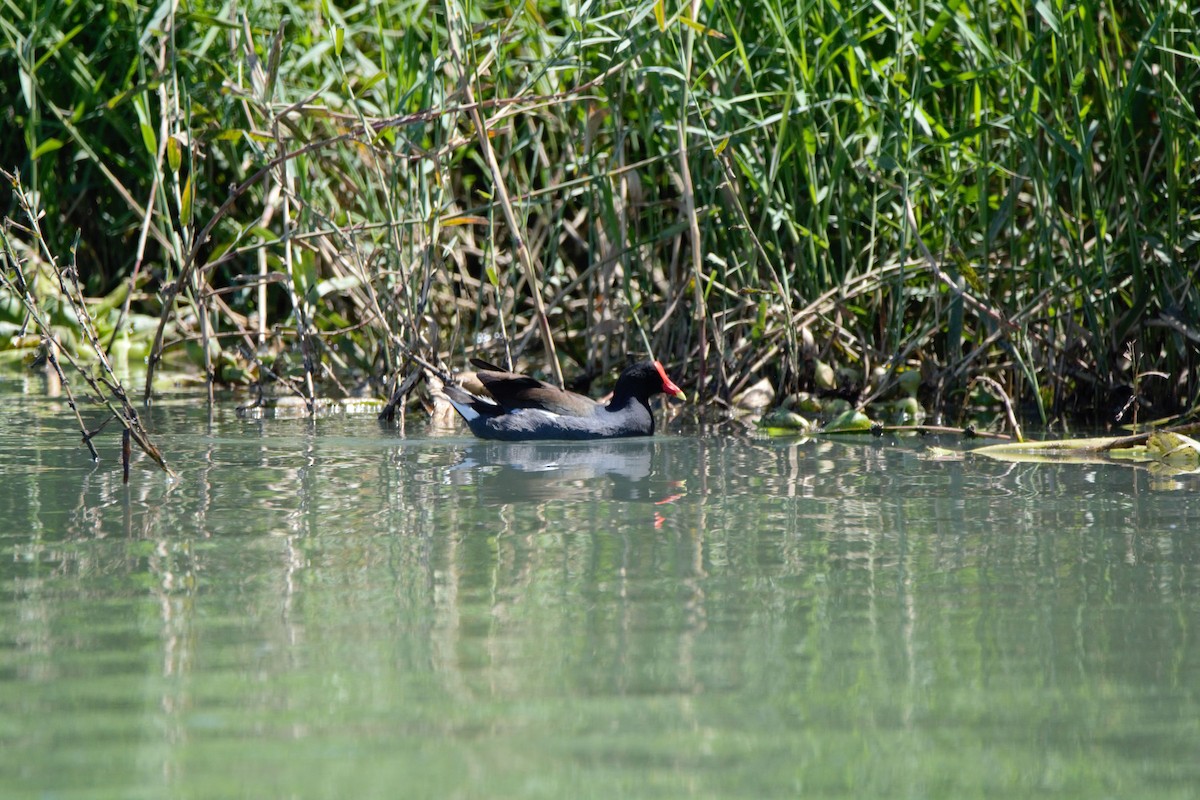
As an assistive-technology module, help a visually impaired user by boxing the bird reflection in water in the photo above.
[447,440,685,515]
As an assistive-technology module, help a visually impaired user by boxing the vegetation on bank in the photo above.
[3,0,1199,430]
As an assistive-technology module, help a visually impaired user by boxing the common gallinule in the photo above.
[442,359,686,441]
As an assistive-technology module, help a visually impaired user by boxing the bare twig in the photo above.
[970,375,1024,443]
[2,168,176,479]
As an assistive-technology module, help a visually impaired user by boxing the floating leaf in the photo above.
[759,408,813,432]
[824,410,873,432]
[1147,432,1200,470]
[975,437,1121,463]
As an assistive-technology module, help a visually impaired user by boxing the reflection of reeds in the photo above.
[1,169,175,481]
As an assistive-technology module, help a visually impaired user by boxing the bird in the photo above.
[440,358,686,441]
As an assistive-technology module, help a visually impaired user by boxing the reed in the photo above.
[3,0,1198,425]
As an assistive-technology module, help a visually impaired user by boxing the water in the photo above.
[2,378,1199,799]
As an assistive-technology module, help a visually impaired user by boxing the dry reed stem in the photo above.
[675,0,714,401]
[971,376,1024,443]
[445,0,563,387]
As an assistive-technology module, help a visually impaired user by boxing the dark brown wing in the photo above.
[470,358,598,416]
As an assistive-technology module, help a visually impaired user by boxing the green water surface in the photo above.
[2,379,1198,799]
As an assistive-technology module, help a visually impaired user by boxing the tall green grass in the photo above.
[3,0,1198,422]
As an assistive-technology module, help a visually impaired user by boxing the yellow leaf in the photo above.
[654,0,665,31]
[180,173,195,225]
[167,135,182,173]
[679,14,727,39]
[442,215,488,227]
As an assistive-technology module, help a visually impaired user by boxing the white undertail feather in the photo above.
[444,395,480,422]
[441,385,501,424]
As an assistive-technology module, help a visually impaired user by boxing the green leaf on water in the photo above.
[1147,432,1200,470]
[824,409,873,432]
[758,409,813,433]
